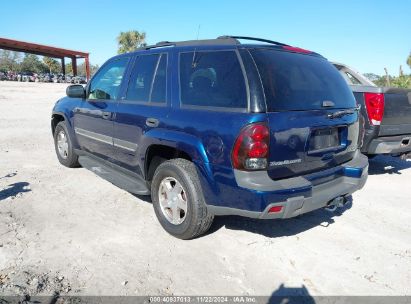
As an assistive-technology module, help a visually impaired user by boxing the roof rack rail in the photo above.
[217,35,290,47]
[144,41,176,50]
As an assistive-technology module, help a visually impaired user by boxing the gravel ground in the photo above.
[0,81,410,297]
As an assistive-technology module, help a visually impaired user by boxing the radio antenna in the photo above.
[192,24,201,68]
[196,24,201,40]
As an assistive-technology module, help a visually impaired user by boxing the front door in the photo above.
[73,57,130,161]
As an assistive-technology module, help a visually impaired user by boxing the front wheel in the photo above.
[53,121,80,168]
[151,158,214,239]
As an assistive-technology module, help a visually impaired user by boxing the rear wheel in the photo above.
[151,158,214,239]
[53,121,79,168]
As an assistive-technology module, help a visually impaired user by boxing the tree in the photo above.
[407,52,411,69]
[0,50,21,72]
[65,62,73,75]
[20,54,48,73]
[363,73,381,82]
[65,62,99,76]
[117,30,146,54]
[43,57,60,74]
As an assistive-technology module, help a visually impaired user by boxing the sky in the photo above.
[1,0,410,75]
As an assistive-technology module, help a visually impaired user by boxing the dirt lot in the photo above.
[0,81,410,297]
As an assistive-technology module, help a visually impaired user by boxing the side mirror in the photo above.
[66,84,86,99]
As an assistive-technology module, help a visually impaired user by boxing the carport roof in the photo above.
[0,37,89,59]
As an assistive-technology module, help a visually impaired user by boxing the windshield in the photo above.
[251,49,356,111]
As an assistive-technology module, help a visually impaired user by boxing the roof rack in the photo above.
[144,41,175,50]
[143,36,289,50]
[217,35,290,47]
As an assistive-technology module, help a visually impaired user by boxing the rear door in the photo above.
[112,53,169,174]
[250,49,359,179]
[73,57,129,160]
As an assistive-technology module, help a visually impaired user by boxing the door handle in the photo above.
[102,111,111,119]
[146,118,159,128]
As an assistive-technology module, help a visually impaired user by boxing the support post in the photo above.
[61,58,65,76]
[85,55,90,81]
[72,57,77,76]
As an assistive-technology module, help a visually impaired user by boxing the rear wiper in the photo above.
[327,108,358,119]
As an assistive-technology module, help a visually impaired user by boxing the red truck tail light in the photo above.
[282,46,312,54]
[232,123,269,170]
[364,93,385,125]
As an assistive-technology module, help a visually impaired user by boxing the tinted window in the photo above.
[126,54,165,102]
[344,71,362,85]
[251,50,356,111]
[180,51,247,108]
[88,57,128,100]
[151,54,167,103]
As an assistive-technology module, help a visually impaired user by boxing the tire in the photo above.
[53,121,80,168]
[151,158,214,239]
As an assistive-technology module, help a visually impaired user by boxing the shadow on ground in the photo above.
[0,172,17,180]
[132,194,152,204]
[268,284,315,304]
[0,182,31,201]
[368,155,411,175]
[207,198,352,238]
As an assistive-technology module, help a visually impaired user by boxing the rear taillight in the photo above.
[232,123,269,170]
[268,205,283,213]
[364,93,385,125]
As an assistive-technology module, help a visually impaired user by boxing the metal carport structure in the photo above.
[0,37,90,80]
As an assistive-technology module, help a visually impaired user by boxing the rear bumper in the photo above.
[207,151,368,219]
[366,135,411,154]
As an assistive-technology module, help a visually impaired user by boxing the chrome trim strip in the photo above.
[74,127,113,145]
[113,138,138,152]
[74,127,137,152]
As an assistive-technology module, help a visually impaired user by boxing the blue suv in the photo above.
[51,36,368,239]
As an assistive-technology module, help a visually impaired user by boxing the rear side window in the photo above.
[179,51,247,109]
[151,54,167,102]
[126,54,167,103]
[88,57,129,100]
[251,49,356,111]
[343,71,362,85]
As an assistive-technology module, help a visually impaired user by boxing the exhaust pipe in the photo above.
[324,196,350,212]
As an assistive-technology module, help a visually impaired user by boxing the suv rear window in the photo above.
[180,51,247,109]
[251,49,356,111]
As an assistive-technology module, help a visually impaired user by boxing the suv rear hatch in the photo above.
[250,49,359,180]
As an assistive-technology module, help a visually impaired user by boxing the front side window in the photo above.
[179,51,247,109]
[126,54,167,103]
[88,57,129,100]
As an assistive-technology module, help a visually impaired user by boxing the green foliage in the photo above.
[364,73,411,89]
[407,53,411,69]
[391,75,411,88]
[363,73,380,82]
[372,76,388,87]
[20,54,48,73]
[65,62,99,76]
[0,50,99,77]
[65,62,73,74]
[0,50,21,72]
[43,57,61,74]
[117,30,146,54]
